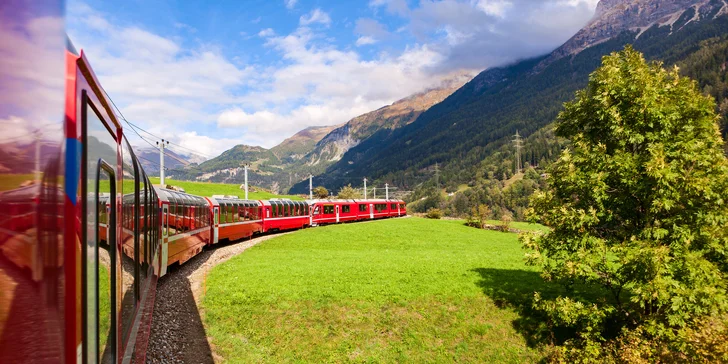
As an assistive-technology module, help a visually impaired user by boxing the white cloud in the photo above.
[284,0,298,9]
[258,28,275,37]
[300,9,332,27]
[473,0,513,17]
[356,36,377,46]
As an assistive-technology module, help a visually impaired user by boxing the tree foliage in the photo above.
[313,186,329,199]
[336,184,362,199]
[521,46,728,361]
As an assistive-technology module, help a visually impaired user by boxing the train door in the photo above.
[309,204,313,226]
[369,204,374,219]
[213,206,219,244]
[335,205,340,223]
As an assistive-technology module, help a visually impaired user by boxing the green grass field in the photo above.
[149,177,303,200]
[203,217,562,362]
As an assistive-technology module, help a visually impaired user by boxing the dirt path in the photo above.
[145,233,288,364]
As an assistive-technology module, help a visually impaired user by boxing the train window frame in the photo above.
[324,205,334,214]
[342,205,350,213]
[81,92,118,364]
[359,204,367,212]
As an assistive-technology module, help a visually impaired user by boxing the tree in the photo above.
[336,184,362,199]
[521,47,728,361]
[312,186,329,199]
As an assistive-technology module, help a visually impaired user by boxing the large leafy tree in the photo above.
[521,46,728,361]
[337,184,362,199]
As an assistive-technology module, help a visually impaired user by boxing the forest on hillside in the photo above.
[408,32,728,220]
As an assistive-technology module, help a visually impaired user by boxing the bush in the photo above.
[497,214,512,232]
[425,208,443,219]
[466,204,491,229]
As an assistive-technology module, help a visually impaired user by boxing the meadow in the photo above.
[149,177,303,200]
[202,217,563,363]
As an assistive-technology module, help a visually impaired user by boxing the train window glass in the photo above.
[324,205,334,214]
[342,205,350,213]
[391,204,397,210]
[400,203,405,209]
[277,203,282,217]
[83,97,116,363]
[228,204,233,223]
[120,139,139,344]
[359,204,367,212]
[313,206,320,215]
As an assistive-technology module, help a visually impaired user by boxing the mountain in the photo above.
[300,72,473,176]
[270,125,341,165]
[167,124,336,190]
[166,73,471,191]
[137,147,195,175]
[290,0,728,202]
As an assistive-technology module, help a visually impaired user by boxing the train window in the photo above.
[342,205,350,213]
[324,205,334,214]
[359,204,367,212]
[83,96,117,363]
[277,203,282,217]
[400,203,405,209]
[391,204,397,210]
[120,139,139,345]
[313,206,320,215]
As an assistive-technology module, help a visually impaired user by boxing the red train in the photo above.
[0,3,406,362]
[151,191,406,277]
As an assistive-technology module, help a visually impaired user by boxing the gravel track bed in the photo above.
[145,233,287,364]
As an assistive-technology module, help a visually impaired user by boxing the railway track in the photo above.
[145,233,289,363]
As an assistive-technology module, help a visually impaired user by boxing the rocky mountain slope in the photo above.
[302,72,472,172]
[270,125,340,165]
[290,0,728,194]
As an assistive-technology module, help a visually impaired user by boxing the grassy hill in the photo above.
[202,217,564,362]
[150,177,303,200]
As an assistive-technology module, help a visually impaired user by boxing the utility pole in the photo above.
[244,164,249,200]
[373,186,376,199]
[513,130,523,174]
[309,175,313,199]
[156,139,169,185]
[363,178,367,200]
[385,183,389,200]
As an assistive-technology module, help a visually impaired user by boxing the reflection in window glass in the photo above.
[84,99,115,363]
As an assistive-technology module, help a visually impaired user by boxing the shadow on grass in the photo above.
[471,268,577,349]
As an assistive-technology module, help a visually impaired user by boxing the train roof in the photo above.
[208,196,262,206]
[154,186,207,204]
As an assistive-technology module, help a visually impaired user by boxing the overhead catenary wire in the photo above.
[99,85,214,160]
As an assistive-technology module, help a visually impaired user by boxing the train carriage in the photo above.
[155,188,211,276]
[261,200,310,233]
[311,199,407,225]
[207,197,264,244]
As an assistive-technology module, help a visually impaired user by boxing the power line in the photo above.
[98,85,214,160]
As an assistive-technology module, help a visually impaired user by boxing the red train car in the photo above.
[261,199,311,232]
[0,3,162,361]
[155,187,211,276]
[310,199,407,225]
[207,197,264,244]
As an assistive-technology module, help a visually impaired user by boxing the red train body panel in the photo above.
[310,199,406,225]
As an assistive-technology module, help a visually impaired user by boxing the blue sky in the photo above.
[67,0,600,160]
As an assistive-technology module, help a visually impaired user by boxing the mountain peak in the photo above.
[537,0,724,70]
